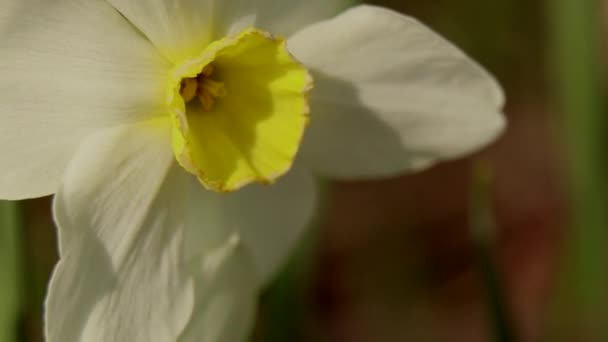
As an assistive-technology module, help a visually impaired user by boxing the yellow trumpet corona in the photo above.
[167,28,312,192]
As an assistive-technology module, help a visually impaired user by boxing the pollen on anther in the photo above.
[180,64,226,111]
[180,78,198,103]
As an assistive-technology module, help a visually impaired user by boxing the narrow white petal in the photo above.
[105,0,214,63]
[289,5,506,179]
[46,120,190,342]
[178,234,258,342]
[215,0,352,37]
[105,0,351,62]
[0,0,169,200]
[45,118,284,342]
[190,165,318,285]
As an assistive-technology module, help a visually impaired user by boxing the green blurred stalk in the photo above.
[547,0,608,340]
[470,165,515,342]
[0,201,23,342]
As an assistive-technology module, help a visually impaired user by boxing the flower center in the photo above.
[167,28,312,192]
[179,64,227,112]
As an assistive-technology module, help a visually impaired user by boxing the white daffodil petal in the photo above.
[289,5,506,179]
[0,0,169,200]
[47,120,187,342]
[105,0,214,63]
[214,0,352,37]
[46,119,209,342]
[223,166,318,284]
[186,165,318,285]
[47,119,269,342]
[178,234,258,342]
[105,0,351,61]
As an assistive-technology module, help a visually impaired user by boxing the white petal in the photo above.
[178,234,258,342]
[0,0,169,200]
[47,120,251,342]
[46,120,190,342]
[45,118,295,342]
[105,0,351,62]
[105,0,214,63]
[289,5,506,179]
[201,165,318,284]
[215,0,352,37]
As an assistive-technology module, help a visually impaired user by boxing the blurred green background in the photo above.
[2,0,607,341]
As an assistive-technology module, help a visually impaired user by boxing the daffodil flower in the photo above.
[0,1,505,341]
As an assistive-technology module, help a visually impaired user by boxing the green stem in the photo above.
[547,0,608,340]
[0,201,23,342]
[470,165,515,342]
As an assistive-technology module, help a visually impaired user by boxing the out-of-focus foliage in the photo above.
[0,202,22,342]
[546,0,608,340]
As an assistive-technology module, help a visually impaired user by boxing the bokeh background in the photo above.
[1,0,606,341]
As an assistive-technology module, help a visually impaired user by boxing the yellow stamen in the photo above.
[198,88,215,112]
[201,64,214,77]
[180,78,198,103]
[180,64,226,112]
[198,78,226,112]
